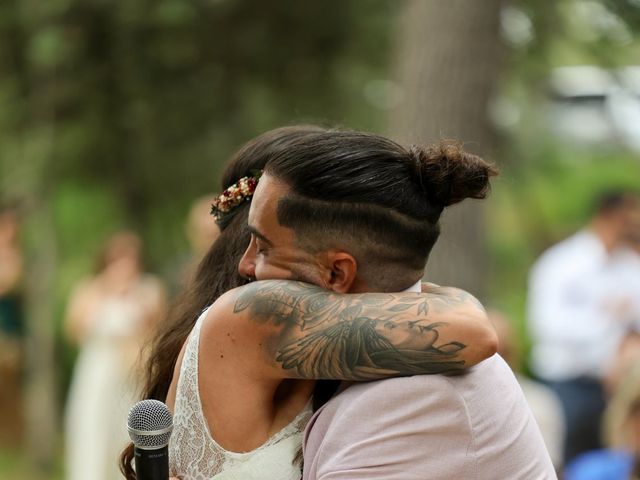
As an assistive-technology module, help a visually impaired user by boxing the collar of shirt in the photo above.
[405,280,422,293]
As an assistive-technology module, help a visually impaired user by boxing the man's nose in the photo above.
[238,244,256,280]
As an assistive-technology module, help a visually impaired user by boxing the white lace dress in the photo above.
[169,307,312,480]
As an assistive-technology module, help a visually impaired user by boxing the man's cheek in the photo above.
[257,263,292,281]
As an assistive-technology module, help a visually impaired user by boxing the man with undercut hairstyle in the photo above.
[235,130,556,479]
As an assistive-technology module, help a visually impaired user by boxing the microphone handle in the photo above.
[134,445,169,480]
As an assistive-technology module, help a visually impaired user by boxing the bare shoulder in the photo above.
[197,287,278,379]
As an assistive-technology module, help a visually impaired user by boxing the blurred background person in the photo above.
[604,202,640,395]
[165,194,221,296]
[564,363,640,480]
[0,204,24,447]
[527,190,640,465]
[63,231,166,480]
[489,309,565,472]
[605,331,640,398]
[186,194,221,263]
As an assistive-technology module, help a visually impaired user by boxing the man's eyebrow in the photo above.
[248,225,273,246]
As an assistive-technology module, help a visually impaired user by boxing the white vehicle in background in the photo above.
[547,65,640,151]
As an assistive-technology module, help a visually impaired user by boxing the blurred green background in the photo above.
[1,0,639,478]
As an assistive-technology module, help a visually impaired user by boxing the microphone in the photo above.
[127,399,173,480]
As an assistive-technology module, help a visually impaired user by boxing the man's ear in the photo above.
[323,251,357,293]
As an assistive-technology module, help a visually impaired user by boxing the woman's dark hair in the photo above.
[266,132,498,290]
[119,125,327,479]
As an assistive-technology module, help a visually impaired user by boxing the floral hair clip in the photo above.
[210,171,262,221]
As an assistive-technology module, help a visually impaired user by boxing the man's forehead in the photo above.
[257,173,289,196]
[249,173,289,225]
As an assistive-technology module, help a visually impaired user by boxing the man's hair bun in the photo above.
[409,140,499,208]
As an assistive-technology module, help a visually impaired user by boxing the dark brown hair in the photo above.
[119,125,327,479]
[267,133,498,291]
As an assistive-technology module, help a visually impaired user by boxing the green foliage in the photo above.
[0,443,64,480]
[0,0,397,272]
[1,0,397,266]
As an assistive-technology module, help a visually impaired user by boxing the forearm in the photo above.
[232,280,496,380]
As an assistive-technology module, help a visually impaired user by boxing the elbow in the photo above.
[483,326,499,360]
[467,316,499,367]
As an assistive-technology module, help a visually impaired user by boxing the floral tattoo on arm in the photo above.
[232,281,481,380]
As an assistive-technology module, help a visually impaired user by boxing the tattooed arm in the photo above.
[208,280,496,381]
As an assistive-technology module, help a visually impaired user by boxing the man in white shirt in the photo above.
[527,190,640,464]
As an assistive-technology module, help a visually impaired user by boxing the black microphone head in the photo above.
[127,399,173,450]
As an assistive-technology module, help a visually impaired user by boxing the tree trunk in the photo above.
[14,129,59,479]
[22,175,58,478]
[3,124,59,478]
[389,0,504,299]
[15,2,59,475]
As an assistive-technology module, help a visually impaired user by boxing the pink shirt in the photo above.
[303,354,557,479]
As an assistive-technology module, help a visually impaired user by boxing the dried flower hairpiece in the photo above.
[210,171,262,221]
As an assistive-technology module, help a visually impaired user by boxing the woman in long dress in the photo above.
[65,231,165,480]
